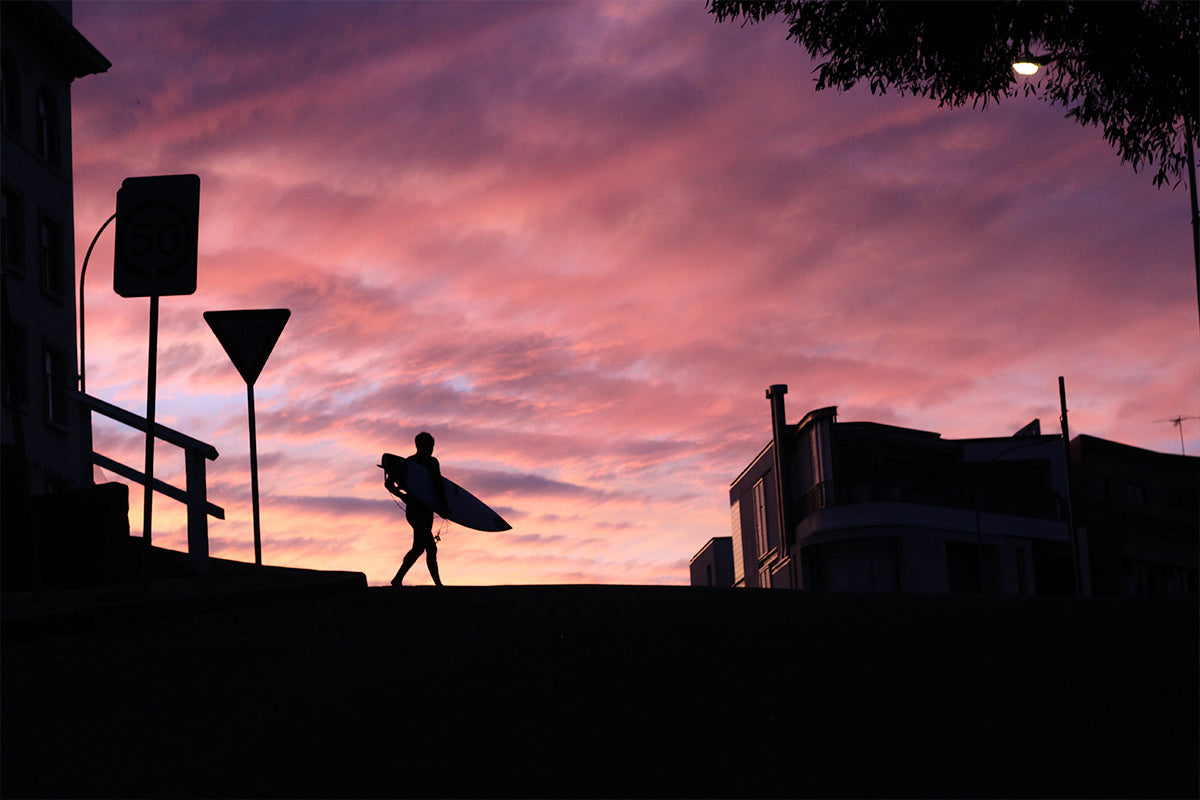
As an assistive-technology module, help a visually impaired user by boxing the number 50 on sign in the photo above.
[114,174,200,298]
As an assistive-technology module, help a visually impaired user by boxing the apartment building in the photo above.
[699,385,1197,597]
[2,0,109,494]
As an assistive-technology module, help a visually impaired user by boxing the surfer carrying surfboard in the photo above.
[387,432,449,587]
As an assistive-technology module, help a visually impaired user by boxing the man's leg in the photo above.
[395,509,435,586]
[392,521,427,586]
[391,545,421,586]
[426,541,443,586]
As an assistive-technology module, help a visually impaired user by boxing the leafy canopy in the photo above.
[708,1,1199,188]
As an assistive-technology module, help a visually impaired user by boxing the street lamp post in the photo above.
[1185,117,1200,333]
[77,212,116,394]
[1058,376,1083,595]
[1013,55,1200,333]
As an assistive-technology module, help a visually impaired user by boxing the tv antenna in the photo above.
[1154,415,1200,455]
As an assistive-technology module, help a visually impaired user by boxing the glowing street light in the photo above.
[1012,53,1053,75]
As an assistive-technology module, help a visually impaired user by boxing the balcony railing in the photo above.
[797,480,834,521]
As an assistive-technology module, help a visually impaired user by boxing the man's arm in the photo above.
[428,458,450,513]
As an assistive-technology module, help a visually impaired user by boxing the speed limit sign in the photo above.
[114,174,200,297]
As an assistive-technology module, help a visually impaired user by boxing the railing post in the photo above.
[184,446,210,575]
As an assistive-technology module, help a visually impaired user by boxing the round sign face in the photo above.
[116,200,196,279]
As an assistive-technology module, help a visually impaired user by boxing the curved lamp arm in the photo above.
[78,211,116,394]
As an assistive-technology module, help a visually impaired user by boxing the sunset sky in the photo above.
[69,1,1198,586]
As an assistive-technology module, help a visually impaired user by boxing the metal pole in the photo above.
[247,381,262,566]
[1058,376,1082,596]
[1186,117,1199,336]
[184,447,211,574]
[77,212,116,394]
[142,295,160,589]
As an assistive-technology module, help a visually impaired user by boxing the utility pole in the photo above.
[1059,377,1083,596]
[1186,117,1199,336]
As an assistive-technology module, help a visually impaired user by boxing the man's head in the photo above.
[415,431,435,455]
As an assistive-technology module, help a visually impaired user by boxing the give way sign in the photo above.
[204,309,291,386]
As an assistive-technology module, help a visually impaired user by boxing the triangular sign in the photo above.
[204,309,290,386]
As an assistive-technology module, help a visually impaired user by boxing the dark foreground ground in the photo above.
[2,573,1197,799]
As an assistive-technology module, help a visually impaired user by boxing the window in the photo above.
[1123,482,1147,505]
[38,212,64,297]
[42,341,69,426]
[44,472,72,494]
[1165,566,1195,597]
[1,185,24,275]
[752,478,769,559]
[730,500,744,585]
[1015,547,1029,595]
[37,88,61,167]
[1,56,19,135]
[797,415,834,518]
[947,541,1000,594]
[1,321,29,408]
[1126,560,1198,598]
[813,539,899,592]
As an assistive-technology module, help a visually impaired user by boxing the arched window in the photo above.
[1,56,20,135]
[36,87,60,167]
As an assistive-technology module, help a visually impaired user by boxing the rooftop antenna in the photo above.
[1154,415,1200,455]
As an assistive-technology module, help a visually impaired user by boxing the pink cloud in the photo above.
[72,1,1198,586]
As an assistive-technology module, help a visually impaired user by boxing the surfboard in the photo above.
[380,453,512,532]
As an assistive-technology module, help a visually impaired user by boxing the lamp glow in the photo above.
[1012,60,1040,75]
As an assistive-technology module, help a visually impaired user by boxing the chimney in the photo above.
[766,385,794,562]
[767,384,788,444]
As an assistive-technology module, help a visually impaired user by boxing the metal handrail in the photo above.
[75,390,223,573]
[76,391,216,458]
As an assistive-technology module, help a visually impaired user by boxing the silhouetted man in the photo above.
[388,431,449,587]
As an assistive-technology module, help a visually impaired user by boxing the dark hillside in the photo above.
[3,584,1196,798]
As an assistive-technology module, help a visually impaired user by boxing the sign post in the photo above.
[114,174,200,585]
[204,309,290,566]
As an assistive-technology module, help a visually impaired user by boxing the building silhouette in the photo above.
[1071,434,1199,596]
[2,0,108,493]
[3,1,112,587]
[697,384,1198,596]
[689,536,733,587]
